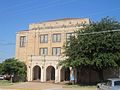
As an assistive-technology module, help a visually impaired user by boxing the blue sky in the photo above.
[0,0,120,62]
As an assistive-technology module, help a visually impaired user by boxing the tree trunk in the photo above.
[89,69,91,84]
[98,70,104,81]
[73,68,76,84]
[74,69,75,84]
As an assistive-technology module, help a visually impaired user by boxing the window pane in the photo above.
[53,35,56,42]
[52,47,61,55]
[44,35,48,43]
[114,81,120,86]
[52,48,56,55]
[40,35,48,43]
[40,48,48,55]
[57,48,61,55]
[66,33,74,41]
[57,34,61,42]
[20,36,26,47]
[44,48,48,55]
[52,34,61,42]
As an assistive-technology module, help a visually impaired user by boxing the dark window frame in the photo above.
[20,36,26,47]
[39,48,48,55]
[40,34,48,43]
[52,33,61,43]
[52,47,61,56]
[66,32,74,41]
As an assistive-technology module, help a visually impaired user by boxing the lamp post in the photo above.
[30,55,33,62]
[43,55,46,82]
[42,55,45,68]
[30,55,32,81]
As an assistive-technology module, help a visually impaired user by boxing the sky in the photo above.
[0,0,120,62]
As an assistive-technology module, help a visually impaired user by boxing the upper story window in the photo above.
[52,34,61,42]
[20,36,26,47]
[52,47,61,56]
[66,32,74,41]
[40,34,48,43]
[39,48,48,55]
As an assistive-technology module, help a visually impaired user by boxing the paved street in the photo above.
[0,82,97,90]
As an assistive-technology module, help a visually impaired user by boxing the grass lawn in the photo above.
[0,80,13,86]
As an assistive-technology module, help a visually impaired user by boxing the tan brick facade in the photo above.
[16,18,90,83]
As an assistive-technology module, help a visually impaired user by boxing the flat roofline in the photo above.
[29,18,90,25]
[16,30,29,34]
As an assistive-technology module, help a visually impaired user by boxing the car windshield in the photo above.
[114,81,120,86]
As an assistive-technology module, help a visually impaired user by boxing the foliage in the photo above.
[0,63,3,74]
[81,16,120,33]
[0,58,27,82]
[59,17,120,81]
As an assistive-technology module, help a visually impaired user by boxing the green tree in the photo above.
[0,63,3,74]
[1,58,27,82]
[59,17,120,81]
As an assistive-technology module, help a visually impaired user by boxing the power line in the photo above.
[1,0,78,17]
[0,0,120,18]
[77,29,120,36]
[85,8,120,17]
[0,0,40,13]
[0,0,61,15]
[0,42,15,46]
[4,0,120,18]
[0,29,120,46]
[15,0,78,17]
[0,0,119,19]
[12,0,68,16]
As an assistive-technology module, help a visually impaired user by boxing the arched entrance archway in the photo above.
[46,66,55,81]
[33,65,41,80]
[60,67,70,81]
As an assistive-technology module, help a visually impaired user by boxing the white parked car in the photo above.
[0,75,4,80]
[97,78,120,90]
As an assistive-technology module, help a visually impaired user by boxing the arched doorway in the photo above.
[33,65,41,80]
[46,66,55,81]
[60,67,70,81]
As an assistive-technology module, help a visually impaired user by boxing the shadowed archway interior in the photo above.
[60,67,70,81]
[46,66,55,81]
[33,65,41,80]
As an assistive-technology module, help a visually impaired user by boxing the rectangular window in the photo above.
[52,34,61,42]
[40,34,48,43]
[39,48,48,55]
[52,47,61,55]
[114,81,120,86]
[66,33,74,41]
[20,36,26,47]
